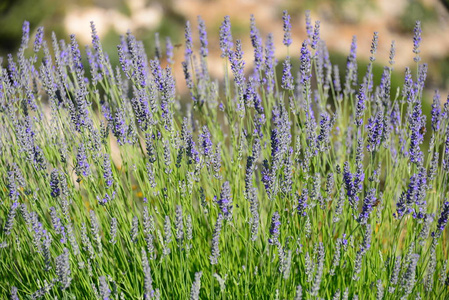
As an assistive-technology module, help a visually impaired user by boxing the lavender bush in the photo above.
[0,11,449,299]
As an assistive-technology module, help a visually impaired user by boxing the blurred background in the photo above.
[2,0,449,97]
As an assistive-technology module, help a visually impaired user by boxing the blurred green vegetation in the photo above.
[398,0,438,33]
[0,0,66,56]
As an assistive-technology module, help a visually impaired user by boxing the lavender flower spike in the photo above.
[4,202,19,235]
[217,181,233,220]
[219,16,233,58]
[21,21,30,49]
[184,20,193,60]
[282,10,292,47]
[34,26,44,53]
[189,271,203,300]
[268,211,281,245]
[210,214,224,265]
[413,20,422,62]
[198,16,208,57]
[432,201,449,238]
[282,56,294,91]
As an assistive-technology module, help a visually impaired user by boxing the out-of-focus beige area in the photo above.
[2,0,449,93]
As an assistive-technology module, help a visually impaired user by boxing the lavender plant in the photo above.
[0,12,448,299]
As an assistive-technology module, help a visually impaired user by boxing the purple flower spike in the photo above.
[432,201,449,238]
[50,169,61,198]
[34,27,44,53]
[250,15,263,78]
[166,36,174,64]
[219,16,233,58]
[184,20,193,60]
[282,56,294,90]
[21,21,30,49]
[311,21,320,50]
[282,10,292,47]
[268,211,281,245]
[198,16,208,57]
[217,181,233,220]
[413,20,422,62]
[297,189,308,216]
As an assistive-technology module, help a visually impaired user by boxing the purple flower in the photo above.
[70,34,83,72]
[99,276,111,299]
[56,248,71,289]
[4,202,19,235]
[250,15,263,79]
[396,168,427,219]
[413,20,422,62]
[21,21,30,49]
[317,113,331,151]
[34,26,44,53]
[300,41,311,86]
[268,211,281,245]
[150,59,163,91]
[333,65,341,93]
[311,21,320,50]
[11,286,19,300]
[182,61,193,90]
[198,16,208,57]
[366,110,384,152]
[369,32,378,62]
[297,189,308,216]
[7,169,19,202]
[343,162,355,206]
[50,169,60,198]
[432,201,449,237]
[145,133,156,163]
[431,90,441,132]
[165,36,174,64]
[154,32,161,60]
[358,189,376,224]
[160,67,176,130]
[90,21,106,74]
[282,56,294,90]
[389,40,396,65]
[112,110,128,145]
[264,33,275,94]
[282,10,292,47]
[130,88,153,131]
[199,125,213,158]
[184,21,193,59]
[417,63,428,97]
[210,214,223,265]
[355,84,366,126]
[408,103,426,164]
[344,36,358,95]
[103,154,114,188]
[75,143,91,181]
[217,181,233,220]
[230,39,245,90]
[379,67,391,107]
[402,67,414,103]
[305,10,313,39]
[117,44,129,75]
[190,271,203,300]
[219,16,233,58]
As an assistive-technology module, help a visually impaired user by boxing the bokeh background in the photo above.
[2,0,449,98]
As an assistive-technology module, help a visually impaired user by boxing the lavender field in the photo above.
[0,10,448,299]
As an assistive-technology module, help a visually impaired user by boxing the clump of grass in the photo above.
[0,12,448,299]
